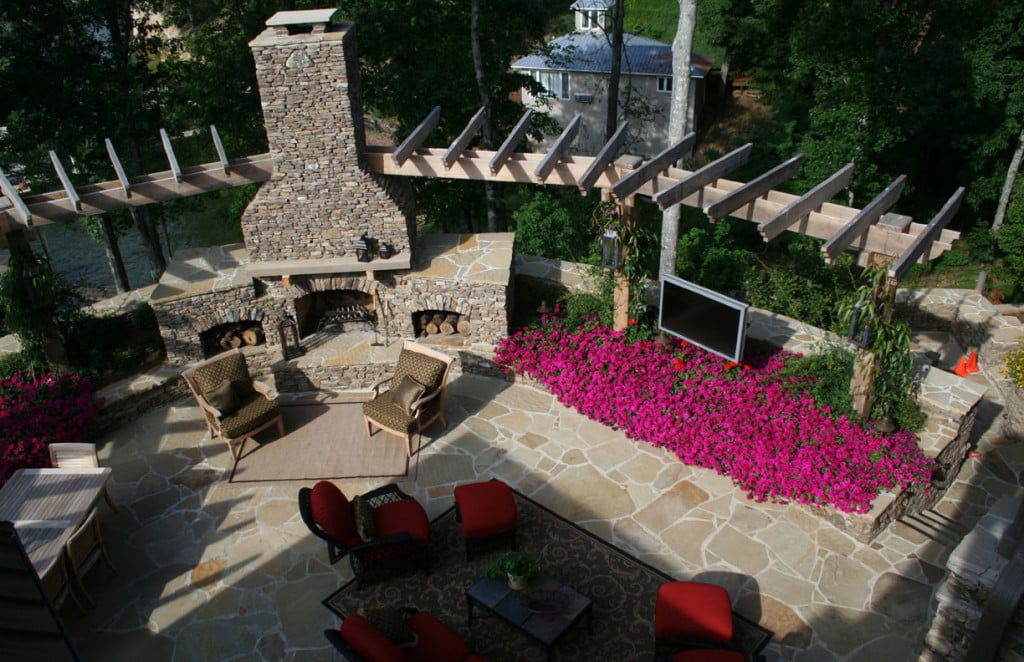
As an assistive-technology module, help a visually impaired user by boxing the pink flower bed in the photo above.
[495,318,936,514]
[0,372,100,485]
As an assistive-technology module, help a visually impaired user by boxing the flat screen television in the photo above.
[658,275,749,363]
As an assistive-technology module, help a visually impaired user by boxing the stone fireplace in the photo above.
[150,9,512,387]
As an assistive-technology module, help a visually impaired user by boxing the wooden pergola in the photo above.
[0,108,962,283]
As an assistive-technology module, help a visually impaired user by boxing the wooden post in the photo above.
[850,349,876,420]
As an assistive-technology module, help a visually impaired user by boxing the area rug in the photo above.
[324,490,772,661]
[229,401,413,483]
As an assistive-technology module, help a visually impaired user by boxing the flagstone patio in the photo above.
[57,363,1019,661]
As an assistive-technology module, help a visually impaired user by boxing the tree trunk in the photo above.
[98,214,130,293]
[658,0,698,279]
[993,126,1024,232]
[470,0,499,232]
[605,0,625,142]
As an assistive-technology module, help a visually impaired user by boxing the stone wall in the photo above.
[152,286,269,366]
[922,495,1024,660]
[244,20,415,263]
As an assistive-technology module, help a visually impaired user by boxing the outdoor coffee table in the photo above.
[465,572,593,659]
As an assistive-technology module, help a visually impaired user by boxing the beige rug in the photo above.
[229,399,414,483]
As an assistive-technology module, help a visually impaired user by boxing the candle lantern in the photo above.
[600,229,622,271]
[278,314,304,359]
[355,234,373,263]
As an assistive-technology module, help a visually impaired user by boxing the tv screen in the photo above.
[658,275,749,363]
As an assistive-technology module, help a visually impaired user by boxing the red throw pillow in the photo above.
[310,481,359,547]
[340,615,405,662]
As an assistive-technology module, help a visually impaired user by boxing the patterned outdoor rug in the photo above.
[324,490,771,661]
[229,400,413,483]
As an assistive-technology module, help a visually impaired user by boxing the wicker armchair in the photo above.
[362,342,455,456]
[182,349,284,467]
[299,481,431,588]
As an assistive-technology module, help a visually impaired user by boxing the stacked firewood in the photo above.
[218,323,265,350]
[419,312,471,337]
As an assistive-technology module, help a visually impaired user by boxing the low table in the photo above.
[466,572,592,659]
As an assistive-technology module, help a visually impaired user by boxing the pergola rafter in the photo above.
[0,109,963,276]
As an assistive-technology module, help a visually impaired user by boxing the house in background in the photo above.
[512,0,712,157]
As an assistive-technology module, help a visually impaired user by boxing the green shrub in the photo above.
[0,352,42,380]
[780,345,856,420]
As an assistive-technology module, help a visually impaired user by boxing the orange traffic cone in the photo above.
[966,351,980,374]
[954,356,970,377]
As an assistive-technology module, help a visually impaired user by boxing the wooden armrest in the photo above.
[251,380,274,399]
[195,396,224,419]
[369,373,395,395]
[409,387,441,414]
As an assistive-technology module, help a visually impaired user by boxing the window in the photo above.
[657,77,673,93]
[580,10,603,29]
[532,70,570,100]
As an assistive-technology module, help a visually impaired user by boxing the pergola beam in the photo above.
[105,139,131,198]
[48,151,82,211]
[0,168,31,225]
[706,154,805,222]
[393,106,441,166]
[534,115,580,182]
[612,132,695,200]
[8,154,274,226]
[443,107,486,169]
[654,143,752,210]
[490,109,533,175]
[160,128,182,182]
[759,162,854,241]
[579,121,628,194]
[210,125,230,174]
[822,175,906,262]
[889,187,965,282]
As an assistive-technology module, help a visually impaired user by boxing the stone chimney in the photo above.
[243,8,415,276]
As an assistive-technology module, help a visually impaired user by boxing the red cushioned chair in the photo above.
[655,581,736,657]
[299,481,430,588]
[453,479,517,559]
[325,610,486,662]
[671,650,750,662]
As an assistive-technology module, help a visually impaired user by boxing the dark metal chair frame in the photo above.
[298,483,430,588]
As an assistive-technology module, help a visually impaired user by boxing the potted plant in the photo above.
[484,551,542,590]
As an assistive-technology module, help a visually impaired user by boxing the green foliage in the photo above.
[559,290,613,329]
[511,190,595,260]
[1004,339,1024,389]
[0,352,43,381]
[780,345,856,420]
[64,303,164,378]
[0,248,84,366]
[484,551,542,580]
[997,181,1024,293]
[744,236,859,331]
[676,220,755,294]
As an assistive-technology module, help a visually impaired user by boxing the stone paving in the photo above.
[59,365,1020,662]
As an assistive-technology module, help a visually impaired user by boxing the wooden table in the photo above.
[0,468,113,576]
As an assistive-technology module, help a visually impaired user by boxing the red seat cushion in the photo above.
[672,651,747,662]
[406,611,472,662]
[375,499,431,544]
[339,614,405,662]
[311,481,361,547]
[453,480,517,540]
[655,581,734,643]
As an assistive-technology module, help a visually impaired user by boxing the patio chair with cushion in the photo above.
[655,581,739,657]
[362,341,455,457]
[298,481,431,588]
[181,348,284,467]
[48,442,118,513]
[325,608,486,662]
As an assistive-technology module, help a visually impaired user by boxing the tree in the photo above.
[658,0,697,279]
[605,0,625,142]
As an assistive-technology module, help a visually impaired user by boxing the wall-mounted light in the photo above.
[600,229,622,271]
[847,301,871,349]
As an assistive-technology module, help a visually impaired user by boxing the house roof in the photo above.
[511,31,712,79]
[570,0,615,10]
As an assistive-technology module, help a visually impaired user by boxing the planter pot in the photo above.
[507,573,528,590]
